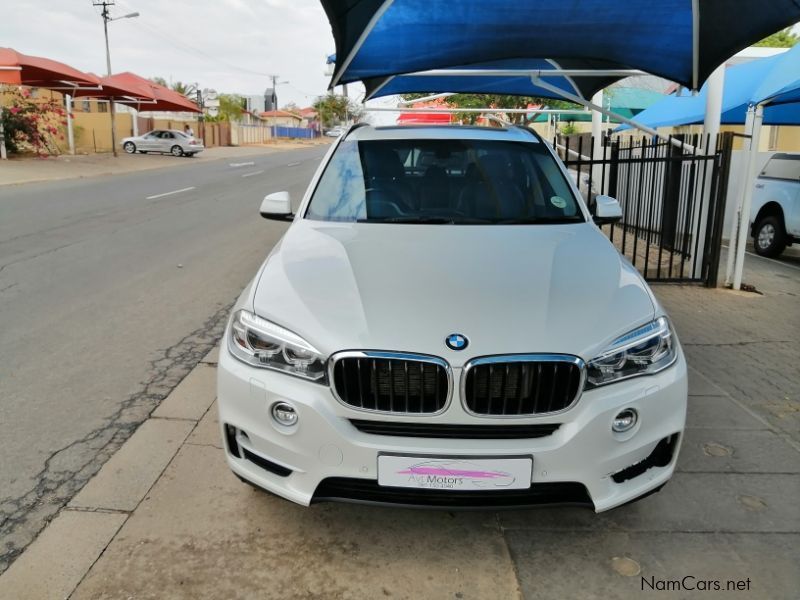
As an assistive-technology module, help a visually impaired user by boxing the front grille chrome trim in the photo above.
[460,354,586,418]
[328,351,453,416]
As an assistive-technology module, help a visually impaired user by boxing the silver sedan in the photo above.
[121,129,204,157]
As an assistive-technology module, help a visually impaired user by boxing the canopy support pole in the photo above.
[591,90,604,192]
[0,106,7,160]
[730,103,764,290]
[531,76,696,153]
[65,94,75,155]
[725,107,755,286]
[132,107,139,137]
[692,65,725,279]
[703,66,725,150]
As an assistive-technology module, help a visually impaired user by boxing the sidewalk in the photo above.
[1,260,797,599]
[0,140,331,187]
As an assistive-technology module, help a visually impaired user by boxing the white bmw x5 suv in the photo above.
[217,124,687,512]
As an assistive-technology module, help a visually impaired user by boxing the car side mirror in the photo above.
[592,195,623,225]
[260,191,294,221]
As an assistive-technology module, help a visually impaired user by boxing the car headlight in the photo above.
[228,310,326,382]
[586,317,677,388]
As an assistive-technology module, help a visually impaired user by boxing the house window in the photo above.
[97,102,108,113]
[768,126,779,151]
[82,100,91,112]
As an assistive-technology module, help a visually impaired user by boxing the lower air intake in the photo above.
[312,478,593,509]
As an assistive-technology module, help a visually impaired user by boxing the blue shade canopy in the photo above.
[617,46,800,130]
[364,58,625,101]
[321,0,800,91]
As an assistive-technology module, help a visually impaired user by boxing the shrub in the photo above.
[1,87,67,156]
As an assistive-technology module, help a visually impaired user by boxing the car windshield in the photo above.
[305,137,584,224]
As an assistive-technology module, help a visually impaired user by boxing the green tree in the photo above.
[204,93,246,122]
[313,93,361,127]
[149,78,194,96]
[560,122,579,136]
[755,27,799,48]
[171,81,190,95]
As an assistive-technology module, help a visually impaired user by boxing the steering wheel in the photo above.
[364,187,409,218]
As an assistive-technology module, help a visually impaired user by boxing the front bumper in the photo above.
[217,342,687,512]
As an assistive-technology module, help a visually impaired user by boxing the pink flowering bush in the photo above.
[1,87,67,156]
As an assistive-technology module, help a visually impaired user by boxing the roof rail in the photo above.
[342,121,369,139]
[519,125,544,143]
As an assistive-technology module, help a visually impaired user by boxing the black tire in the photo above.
[123,141,136,154]
[753,215,786,257]
[170,145,184,157]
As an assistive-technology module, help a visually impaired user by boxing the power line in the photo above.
[111,2,278,79]
[104,0,326,100]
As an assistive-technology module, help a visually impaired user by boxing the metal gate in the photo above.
[558,132,733,286]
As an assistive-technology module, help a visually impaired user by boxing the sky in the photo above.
[0,0,352,108]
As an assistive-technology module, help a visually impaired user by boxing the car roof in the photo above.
[345,124,540,143]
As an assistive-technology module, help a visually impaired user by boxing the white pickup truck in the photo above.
[750,153,800,257]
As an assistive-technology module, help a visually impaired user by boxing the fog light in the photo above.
[612,408,638,433]
[271,402,298,426]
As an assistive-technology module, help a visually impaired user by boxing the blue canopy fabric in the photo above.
[321,1,800,91]
[617,46,800,130]
[363,58,624,101]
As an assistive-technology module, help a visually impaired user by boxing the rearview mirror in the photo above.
[592,195,622,225]
[260,191,294,221]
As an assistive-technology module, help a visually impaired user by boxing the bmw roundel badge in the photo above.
[445,333,469,351]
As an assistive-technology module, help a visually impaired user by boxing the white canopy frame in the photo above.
[369,66,641,101]
[725,103,765,290]
[374,67,697,153]
[364,106,590,115]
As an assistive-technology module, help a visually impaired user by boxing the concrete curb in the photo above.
[0,347,219,600]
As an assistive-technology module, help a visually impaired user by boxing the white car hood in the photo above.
[251,220,655,365]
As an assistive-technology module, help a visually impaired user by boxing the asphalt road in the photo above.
[0,146,328,571]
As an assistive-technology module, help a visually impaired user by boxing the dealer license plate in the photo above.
[377,455,532,491]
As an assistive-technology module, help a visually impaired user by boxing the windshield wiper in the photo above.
[358,216,492,224]
[356,216,450,224]
[497,217,584,225]
[383,216,453,223]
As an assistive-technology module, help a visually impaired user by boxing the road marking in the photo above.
[721,244,800,272]
[145,186,196,200]
[286,161,301,167]
[229,161,255,168]
[241,170,265,178]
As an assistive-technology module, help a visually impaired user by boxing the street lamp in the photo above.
[94,1,139,156]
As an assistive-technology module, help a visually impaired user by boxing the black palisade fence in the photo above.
[556,131,733,286]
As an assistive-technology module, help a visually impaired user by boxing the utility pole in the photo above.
[94,1,117,156]
[93,1,138,157]
[271,75,279,110]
